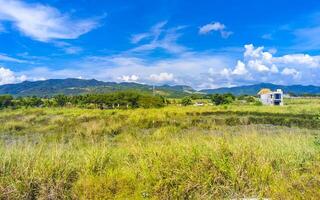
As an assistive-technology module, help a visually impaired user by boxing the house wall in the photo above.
[260,94,272,105]
[259,90,284,106]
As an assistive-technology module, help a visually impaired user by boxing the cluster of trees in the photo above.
[180,93,237,106]
[0,91,262,109]
[180,93,260,106]
[237,95,257,103]
[0,91,167,109]
[0,95,14,108]
[181,97,193,106]
[210,93,236,105]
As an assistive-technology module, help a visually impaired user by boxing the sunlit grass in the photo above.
[0,101,320,199]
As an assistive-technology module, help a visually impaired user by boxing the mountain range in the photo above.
[0,78,195,97]
[200,83,320,95]
[0,79,320,97]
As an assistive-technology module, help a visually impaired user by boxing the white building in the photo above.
[258,88,284,106]
[194,102,204,106]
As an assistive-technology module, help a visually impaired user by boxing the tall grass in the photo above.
[0,103,320,199]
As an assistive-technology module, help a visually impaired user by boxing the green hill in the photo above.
[0,78,195,97]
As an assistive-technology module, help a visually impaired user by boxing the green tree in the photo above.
[53,94,69,107]
[0,95,13,108]
[211,93,235,105]
[181,97,192,106]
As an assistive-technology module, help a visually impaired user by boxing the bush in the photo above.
[254,101,263,106]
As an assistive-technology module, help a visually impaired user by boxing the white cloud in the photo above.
[54,41,83,54]
[219,44,320,86]
[131,21,167,44]
[199,22,225,34]
[270,65,279,73]
[232,61,247,75]
[19,53,231,88]
[0,54,29,63]
[149,72,174,82]
[131,33,151,44]
[0,0,99,42]
[130,21,187,54]
[199,22,233,38]
[244,44,272,61]
[118,75,139,82]
[275,54,320,68]
[63,46,83,55]
[247,60,270,72]
[0,66,27,85]
[282,68,299,77]
[220,68,231,77]
[9,42,320,89]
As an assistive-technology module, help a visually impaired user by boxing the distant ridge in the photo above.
[1,79,320,97]
[0,78,195,97]
[200,83,320,95]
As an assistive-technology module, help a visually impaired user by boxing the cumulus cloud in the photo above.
[275,54,320,68]
[219,44,320,86]
[281,68,299,77]
[199,22,233,38]
[8,42,320,88]
[0,66,27,85]
[0,0,99,42]
[118,75,139,82]
[232,61,248,75]
[20,53,231,88]
[149,72,174,82]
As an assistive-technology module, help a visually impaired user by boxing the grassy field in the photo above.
[1,99,320,199]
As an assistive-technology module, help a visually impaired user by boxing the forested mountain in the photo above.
[0,78,195,97]
[200,83,320,95]
[1,79,320,97]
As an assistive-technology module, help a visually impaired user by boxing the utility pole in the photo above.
[153,84,155,96]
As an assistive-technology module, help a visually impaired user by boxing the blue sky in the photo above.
[1,0,320,88]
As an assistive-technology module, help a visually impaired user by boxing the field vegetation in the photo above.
[0,96,320,199]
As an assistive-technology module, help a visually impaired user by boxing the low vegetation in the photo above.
[0,96,320,199]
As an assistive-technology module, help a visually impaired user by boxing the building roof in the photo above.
[258,88,272,95]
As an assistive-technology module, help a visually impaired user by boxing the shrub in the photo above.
[254,100,263,106]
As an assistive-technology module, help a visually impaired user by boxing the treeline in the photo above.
[0,91,261,109]
[288,93,320,97]
[181,93,259,106]
[0,91,167,109]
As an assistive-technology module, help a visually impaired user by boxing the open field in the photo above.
[1,99,320,199]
